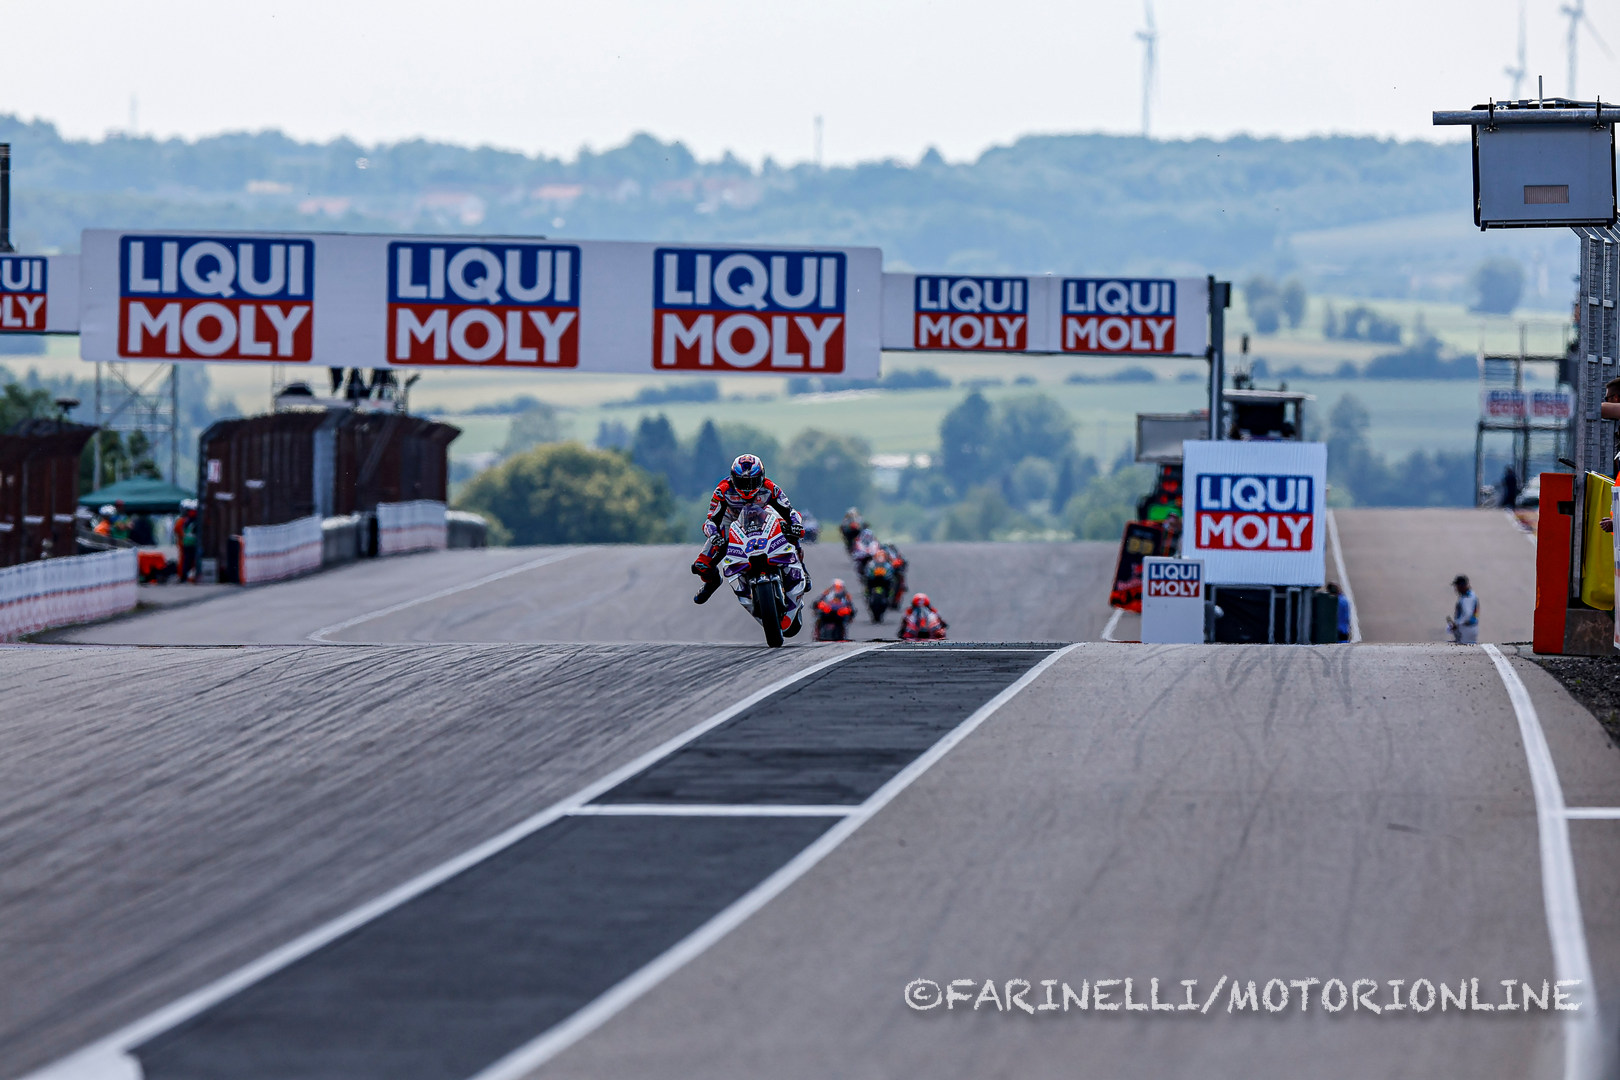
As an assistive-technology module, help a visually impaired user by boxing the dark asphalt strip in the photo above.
[126,648,1052,1080]
[132,815,838,1080]
[594,649,1052,806]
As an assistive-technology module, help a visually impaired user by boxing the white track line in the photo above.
[469,642,1080,1080]
[569,804,857,818]
[1565,807,1620,820]
[1101,608,1125,642]
[23,644,884,1080]
[1480,644,1601,1080]
[306,548,583,643]
[1325,508,1362,643]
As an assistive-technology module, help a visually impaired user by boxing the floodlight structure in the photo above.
[1436,96,1620,655]
[1137,0,1157,138]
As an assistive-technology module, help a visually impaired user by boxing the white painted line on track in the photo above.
[1481,643,1602,1080]
[1565,807,1620,820]
[469,642,1080,1080]
[1325,508,1362,643]
[306,548,583,643]
[22,643,885,1080]
[568,804,857,818]
[1101,608,1125,642]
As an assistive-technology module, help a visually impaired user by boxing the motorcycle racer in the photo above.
[850,527,880,577]
[898,593,948,640]
[880,540,908,601]
[693,454,805,604]
[839,508,865,553]
[813,578,857,640]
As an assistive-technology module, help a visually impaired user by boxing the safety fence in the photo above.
[0,549,138,641]
[240,515,323,584]
[378,500,447,556]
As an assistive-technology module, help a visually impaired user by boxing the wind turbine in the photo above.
[1505,1,1527,99]
[1561,0,1613,99]
[1137,0,1158,138]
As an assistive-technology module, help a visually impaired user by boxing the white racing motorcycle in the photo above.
[718,504,809,647]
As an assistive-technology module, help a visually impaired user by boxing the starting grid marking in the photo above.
[28,642,1072,1080]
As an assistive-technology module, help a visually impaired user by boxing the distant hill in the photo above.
[0,115,1576,309]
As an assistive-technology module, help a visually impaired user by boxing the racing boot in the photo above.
[691,555,723,605]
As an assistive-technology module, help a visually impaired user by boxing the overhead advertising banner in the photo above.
[880,273,1208,357]
[1481,387,1574,421]
[1181,440,1327,587]
[79,230,882,376]
[0,254,80,334]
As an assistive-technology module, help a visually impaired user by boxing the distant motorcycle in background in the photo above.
[718,505,808,648]
[814,591,856,641]
[863,549,899,622]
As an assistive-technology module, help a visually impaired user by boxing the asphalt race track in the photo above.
[8,528,1620,1079]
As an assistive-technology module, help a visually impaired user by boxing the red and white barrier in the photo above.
[240,515,322,584]
[0,549,138,641]
[377,501,448,556]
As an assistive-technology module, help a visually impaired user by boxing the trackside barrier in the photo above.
[0,549,137,641]
[446,510,489,550]
[240,515,322,584]
[322,515,364,567]
[377,501,447,556]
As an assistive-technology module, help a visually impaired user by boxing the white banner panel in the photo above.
[1141,557,1206,643]
[79,230,881,376]
[0,254,79,333]
[881,273,1208,357]
[1181,440,1327,586]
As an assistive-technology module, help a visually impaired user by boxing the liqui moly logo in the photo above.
[120,236,314,361]
[0,256,46,332]
[1195,473,1315,551]
[1145,560,1202,598]
[915,276,1027,350]
[1062,278,1177,354]
[654,248,845,371]
[389,241,580,367]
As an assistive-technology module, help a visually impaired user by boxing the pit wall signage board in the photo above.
[1180,439,1327,587]
[1141,557,1205,643]
[0,255,80,334]
[1481,388,1574,421]
[77,230,882,376]
[880,274,1209,357]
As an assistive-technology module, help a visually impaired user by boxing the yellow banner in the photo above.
[1581,471,1614,611]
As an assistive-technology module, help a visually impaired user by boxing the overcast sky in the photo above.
[2,0,1617,165]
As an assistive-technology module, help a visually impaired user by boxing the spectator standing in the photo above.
[1498,465,1520,508]
[175,501,199,583]
[1324,582,1352,642]
[1447,574,1480,644]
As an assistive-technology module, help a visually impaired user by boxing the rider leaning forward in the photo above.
[692,454,806,604]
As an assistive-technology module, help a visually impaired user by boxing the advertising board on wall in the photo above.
[79,230,883,376]
[1181,440,1327,586]
[880,274,1208,357]
[0,254,79,334]
[1141,557,1205,643]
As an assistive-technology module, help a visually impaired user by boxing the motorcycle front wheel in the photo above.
[754,580,784,648]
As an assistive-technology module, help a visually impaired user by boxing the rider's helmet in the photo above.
[857,527,875,545]
[832,578,845,590]
[912,593,930,608]
[730,454,765,496]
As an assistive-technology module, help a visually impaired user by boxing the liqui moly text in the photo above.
[0,256,47,332]
[914,275,1027,351]
[1062,278,1177,354]
[120,236,314,361]
[1194,474,1315,551]
[654,248,845,371]
[1145,559,1203,598]
[389,241,580,367]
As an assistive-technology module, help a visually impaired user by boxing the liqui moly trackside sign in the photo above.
[118,236,314,361]
[389,241,580,367]
[1181,440,1326,587]
[653,248,847,372]
[879,273,1207,356]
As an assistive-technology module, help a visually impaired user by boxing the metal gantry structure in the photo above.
[90,362,181,487]
[1473,328,1574,504]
